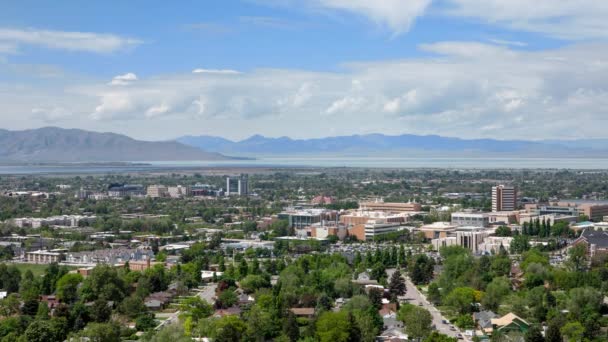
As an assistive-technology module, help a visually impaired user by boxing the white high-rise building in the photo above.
[492,185,517,212]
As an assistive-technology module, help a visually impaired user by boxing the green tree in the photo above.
[77,322,121,342]
[316,311,349,342]
[427,283,441,305]
[424,332,457,342]
[482,277,510,312]
[283,311,299,342]
[55,273,83,304]
[388,269,406,297]
[495,226,512,237]
[398,304,433,340]
[510,235,530,254]
[545,321,562,342]
[445,287,476,314]
[567,244,587,272]
[560,322,584,342]
[23,320,61,342]
[525,325,545,342]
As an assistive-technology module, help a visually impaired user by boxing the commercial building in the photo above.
[419,222,458,239]
[147,185,168,198]
[478,237,513,254]
[451,211,490,227]
[492,185,517,212]
[359,201,421,213]
[108,184,145,198]
[431,226,491,253]
[12,215,96,229]
[557,200,608,222]
[26,249,65,263]
[278,208,337,229]
[190,183,220,197]
[168,185,190,198]
[362,220,402,240]
[226,174,249,196]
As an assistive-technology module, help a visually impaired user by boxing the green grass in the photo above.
[11,263,77,278]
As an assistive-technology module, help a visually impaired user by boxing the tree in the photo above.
[482,277,510,311]
[567,244,587,272]
[118,295,147,319]
[346,311,361,342]
[89,299,112,323]
[239,274,270,294]
[545,321,562,342]
[55,273,83,303]
[216,290,238,309]
[367,287,383,309]
[388,269,406,297]
[398,304,433,340]
[77,322,121,342]
[427,283,441,305]
[525,325,545,342]
[180,296,213,322]
[316,311,349,342]
[561,322,584,342]
[214,315,247,342]
[136,313,157,331]
[283,311,299,342]
[23,320,61,342]
[424,332,457,342]
[510,235,530,254]
[410,254,434,285]
[495,226,512,237]
[445,287,476,314]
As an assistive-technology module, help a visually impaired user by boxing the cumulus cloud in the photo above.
[9,41,608,140]
[316,0,432,35]
[0,27,142,53]
[444,0,608,40]
[108,73,138,86]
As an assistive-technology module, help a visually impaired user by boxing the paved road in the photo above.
[197,283,217,305]
[404,277,470,341]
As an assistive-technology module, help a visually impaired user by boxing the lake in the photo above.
[1,157,608,175]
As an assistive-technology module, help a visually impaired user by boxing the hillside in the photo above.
[0,127,230,162]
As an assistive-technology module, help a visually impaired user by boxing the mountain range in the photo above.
[177,133,608,157]
[0,127,230,162]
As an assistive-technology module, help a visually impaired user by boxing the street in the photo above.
[404,277,470,341]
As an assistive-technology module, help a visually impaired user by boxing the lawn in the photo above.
[11,263,77,278]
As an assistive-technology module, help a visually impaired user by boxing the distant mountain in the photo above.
[0,127,231,162]
[177,133,603,157]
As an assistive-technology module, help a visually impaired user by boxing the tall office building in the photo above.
[226,174,249,196]
[492,185,517,212]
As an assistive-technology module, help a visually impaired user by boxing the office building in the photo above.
[168,185,190,198]
[451,211,490,227]
[359,200,421,213]
[147,185,169,198]
[278,208,337,229]
[492,185,517,212]
[226,174,249,196]
[108,184,145,198]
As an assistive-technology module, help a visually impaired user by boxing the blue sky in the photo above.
[1,0,608,141]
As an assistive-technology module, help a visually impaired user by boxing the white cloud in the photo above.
[192,68,241,74]
[108,73,138,86]
[0,27,142,53]
[316,0,432,35]
[31,106,72,122]
[444,0,608,40]
[325,96,365,114]
[145,103,171,118]
[8,40,608,140]
[487,38,527,47]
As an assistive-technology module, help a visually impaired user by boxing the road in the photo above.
[197,283,217,304]
[404,277,470,341]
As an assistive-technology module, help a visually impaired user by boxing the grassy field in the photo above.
[11,263,77,277]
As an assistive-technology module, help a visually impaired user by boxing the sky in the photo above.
[1,0,608,141]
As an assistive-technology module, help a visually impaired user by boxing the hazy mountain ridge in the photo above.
[177,133,606,157]
[0,127,231,162]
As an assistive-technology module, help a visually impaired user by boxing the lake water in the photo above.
[1,157,608,175]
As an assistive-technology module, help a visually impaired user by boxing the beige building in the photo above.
[26,250,65,263]
[419,222,458,239]
[147,185,168,198]
[359,201,422,213]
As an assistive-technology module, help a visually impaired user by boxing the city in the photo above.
[0,169,605,341]
[2,1,608,341]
